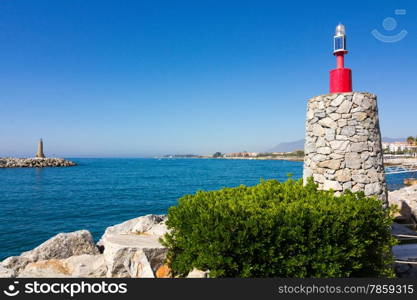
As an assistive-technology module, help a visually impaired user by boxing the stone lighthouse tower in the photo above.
[36,138,45,158]
[303,24,387,205]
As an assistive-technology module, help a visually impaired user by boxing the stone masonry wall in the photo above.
[303,92,387,205]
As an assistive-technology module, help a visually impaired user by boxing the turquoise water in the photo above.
[0,158,410,260]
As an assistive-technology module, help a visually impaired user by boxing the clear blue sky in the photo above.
[1,0,416,157]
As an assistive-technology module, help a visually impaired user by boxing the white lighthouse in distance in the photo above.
[36,138,45,158]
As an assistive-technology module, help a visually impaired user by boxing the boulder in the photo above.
[18,254,107,278]
[99,214,168,278]
[100,214,167,238]
[107,247,155,278]
[21,230,99,262]
[1,231,99,277]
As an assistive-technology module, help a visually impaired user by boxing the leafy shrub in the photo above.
[161,178,396,277]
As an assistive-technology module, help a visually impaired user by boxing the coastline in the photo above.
[162,156,417,164]
[161,156,305,162]
[220,156,417,164]
[216,157,417,164]
[220,156,304,161]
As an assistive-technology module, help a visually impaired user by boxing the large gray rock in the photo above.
[99,214,168,278]
[0,230,99,277]
[18,254,107,278]
[100,214,167,238]
[21,230,99,262]
[107,246,166,278]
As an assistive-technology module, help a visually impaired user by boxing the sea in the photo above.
[0,158,411,260]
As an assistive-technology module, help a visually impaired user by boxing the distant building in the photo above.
[382,142,417,153]
[224,151,258,158]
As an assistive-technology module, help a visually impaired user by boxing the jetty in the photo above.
[0,139,76,168]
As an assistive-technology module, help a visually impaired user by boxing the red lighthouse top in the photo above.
[329,23,352,93]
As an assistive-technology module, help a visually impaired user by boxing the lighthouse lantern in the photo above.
[333,23,347,53]
[329,23,352,93]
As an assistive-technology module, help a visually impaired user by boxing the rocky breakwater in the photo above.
[303,92,387,204]
[0,215,208,278]
[0,157,76,168]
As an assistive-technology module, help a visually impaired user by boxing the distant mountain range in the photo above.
[268,137,406,153]
[268,139,304,152]
[381,137,406,143]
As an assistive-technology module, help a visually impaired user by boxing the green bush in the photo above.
[161,178,396,278]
